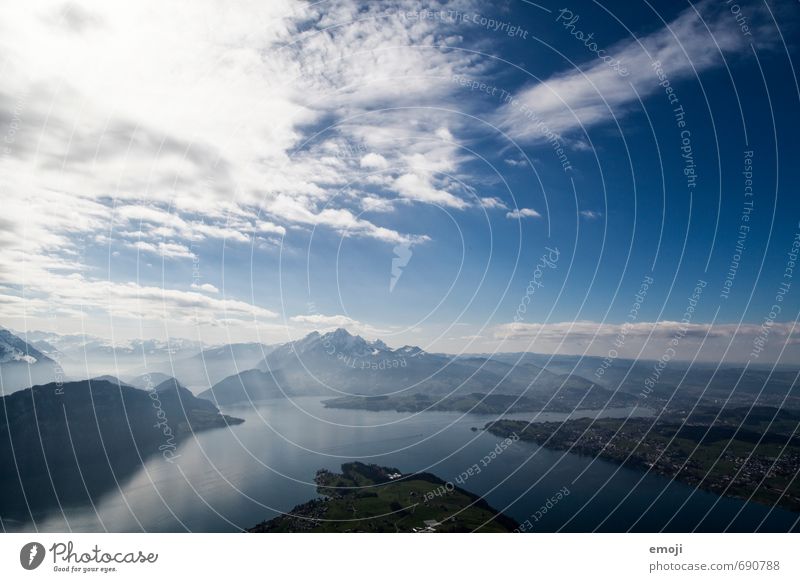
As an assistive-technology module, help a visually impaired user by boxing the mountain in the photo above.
[143,342,276,391]
[204,328,443,401]
[259,328,395,371]
[0,327,59,393]
[126,371,175,389]
[20,330,278,392]
[90,375,132,387]
[200,369,292,406]
[202,328,617,409]
[0,377,243,517]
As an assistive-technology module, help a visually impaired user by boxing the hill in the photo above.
[0,377,243,517]
[248,462,518,532]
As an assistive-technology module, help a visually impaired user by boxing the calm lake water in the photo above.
[2,397,798,532]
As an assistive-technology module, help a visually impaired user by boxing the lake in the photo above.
[2,397,798,532]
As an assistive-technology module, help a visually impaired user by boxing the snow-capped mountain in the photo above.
[12,330,204,380]
[0,327,50,365]
[0,328,58,393]
[21,330,202,360]
[202,328,591,404]
[259,328,424,371]
[288,328,397,356]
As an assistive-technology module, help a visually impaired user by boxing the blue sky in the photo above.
[1,0,799,362]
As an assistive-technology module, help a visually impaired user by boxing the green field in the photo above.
[248,462,518,532]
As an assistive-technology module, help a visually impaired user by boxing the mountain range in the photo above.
[4,325,798,414]
[0,327,274,395]
[198,328,636,413]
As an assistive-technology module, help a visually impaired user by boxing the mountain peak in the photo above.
[326,327,355,339]
[320,327,367,349]
[396,345,425,357]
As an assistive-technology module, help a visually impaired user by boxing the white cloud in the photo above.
[0,275,277,325]
[393,173,468,209]
[434,127,454,141]
[580,210,602,220]
[0,0,492,336]
[359,152,389,170]
[361,196,395,213]
[495,2,751,141]
[0,0,482,256]
[256,220,287,236]
[480,196,508,210]
[264,194,428,245]
[191,283,220,294]
[131,241,196,260]
[506,208,541,219]
[290,314,360,327]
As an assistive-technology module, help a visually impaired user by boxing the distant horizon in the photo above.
[5,323,795,367]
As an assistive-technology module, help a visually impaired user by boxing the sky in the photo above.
[1,0,799,363]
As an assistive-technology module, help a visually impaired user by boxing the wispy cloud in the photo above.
[506,208,541,219]
[130,241,196,260]
[480,196,508,210]
[494,2,754,141]
[393,173,468,209]
[290,314,360,327]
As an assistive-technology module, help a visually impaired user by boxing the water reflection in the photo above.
[2,398,797,532]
